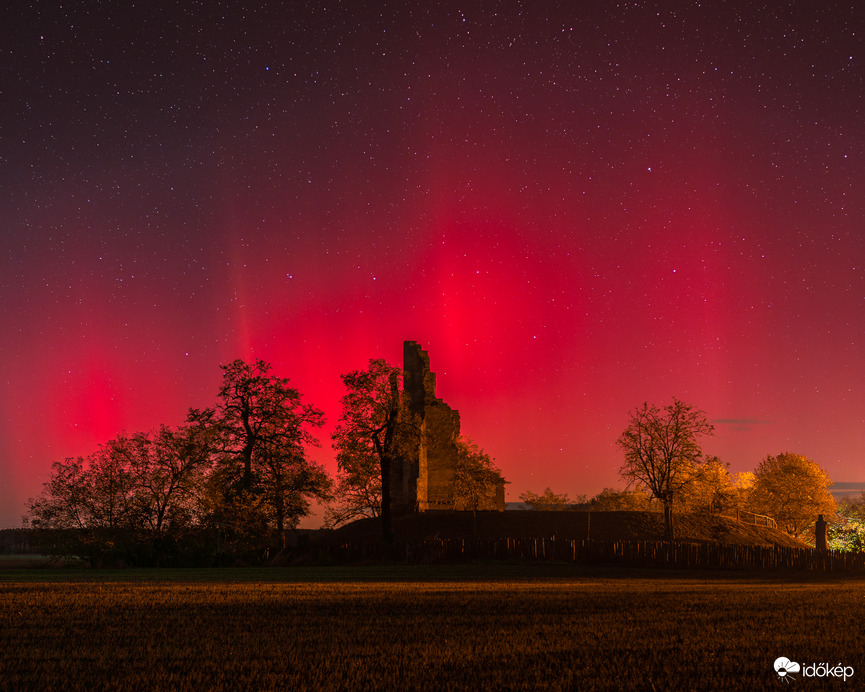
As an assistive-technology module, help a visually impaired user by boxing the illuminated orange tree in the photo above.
[749,452,836,540]
[519,487,572,511]
[676,456,737,515]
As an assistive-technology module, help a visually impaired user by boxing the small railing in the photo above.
[721,509,777,530]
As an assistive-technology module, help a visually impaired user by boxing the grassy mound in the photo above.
[317,510,809,548]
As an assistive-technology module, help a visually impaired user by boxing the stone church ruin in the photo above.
[391,340,505,513]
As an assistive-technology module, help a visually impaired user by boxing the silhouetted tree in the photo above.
[324,453,382,528]
[26,360,330,564]
[258,439,330,545]
[329,359,415,541]
[25,454,112,567]
[26,456,92,531]
[617,398,714,539]
[26,440,139,566]
[452,436,507,513]
[188,359,330,553]
[25,427,210,566]
[125,425,211,565]
[749,452,837,540]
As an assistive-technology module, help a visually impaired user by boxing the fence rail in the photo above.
[720,509,778,529]
[313,537,865,573]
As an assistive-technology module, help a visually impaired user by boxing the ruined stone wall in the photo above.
[392,340,505,513]
[394,341,461,512]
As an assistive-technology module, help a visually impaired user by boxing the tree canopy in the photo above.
[584,487,654,511]
[188,359,331,549]
[519,487,572,511]
[452,436,506,512]
[676,456,737,515]
[748,452,837,540]
[829,494,865,552]
[328,359,415,540]
[25,425,210,566]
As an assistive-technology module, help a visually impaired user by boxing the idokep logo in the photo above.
[774,657,801,682]
[774,657,855,682]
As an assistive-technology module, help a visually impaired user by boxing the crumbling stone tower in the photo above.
[391,341,461,513]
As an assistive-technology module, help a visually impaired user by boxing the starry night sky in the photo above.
[2,1,864,527]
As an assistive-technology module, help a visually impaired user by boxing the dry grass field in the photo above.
[1,564,862,690]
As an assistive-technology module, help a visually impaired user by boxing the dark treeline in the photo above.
[0,529,35,555]
[24,360,331,567]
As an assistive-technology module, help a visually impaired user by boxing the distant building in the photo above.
[391,341,506,513]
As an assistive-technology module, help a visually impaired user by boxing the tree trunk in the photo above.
[373,432,393,543]
[240,400,254,490]
[380,452,393,544]
[241,447,254,489]
[275,492,285,549]
[373,372,401,544]
[663,500,675,540]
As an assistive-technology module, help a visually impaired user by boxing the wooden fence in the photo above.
[316,537,865,573]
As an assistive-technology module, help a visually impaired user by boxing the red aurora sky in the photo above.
[2,2,864,527]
